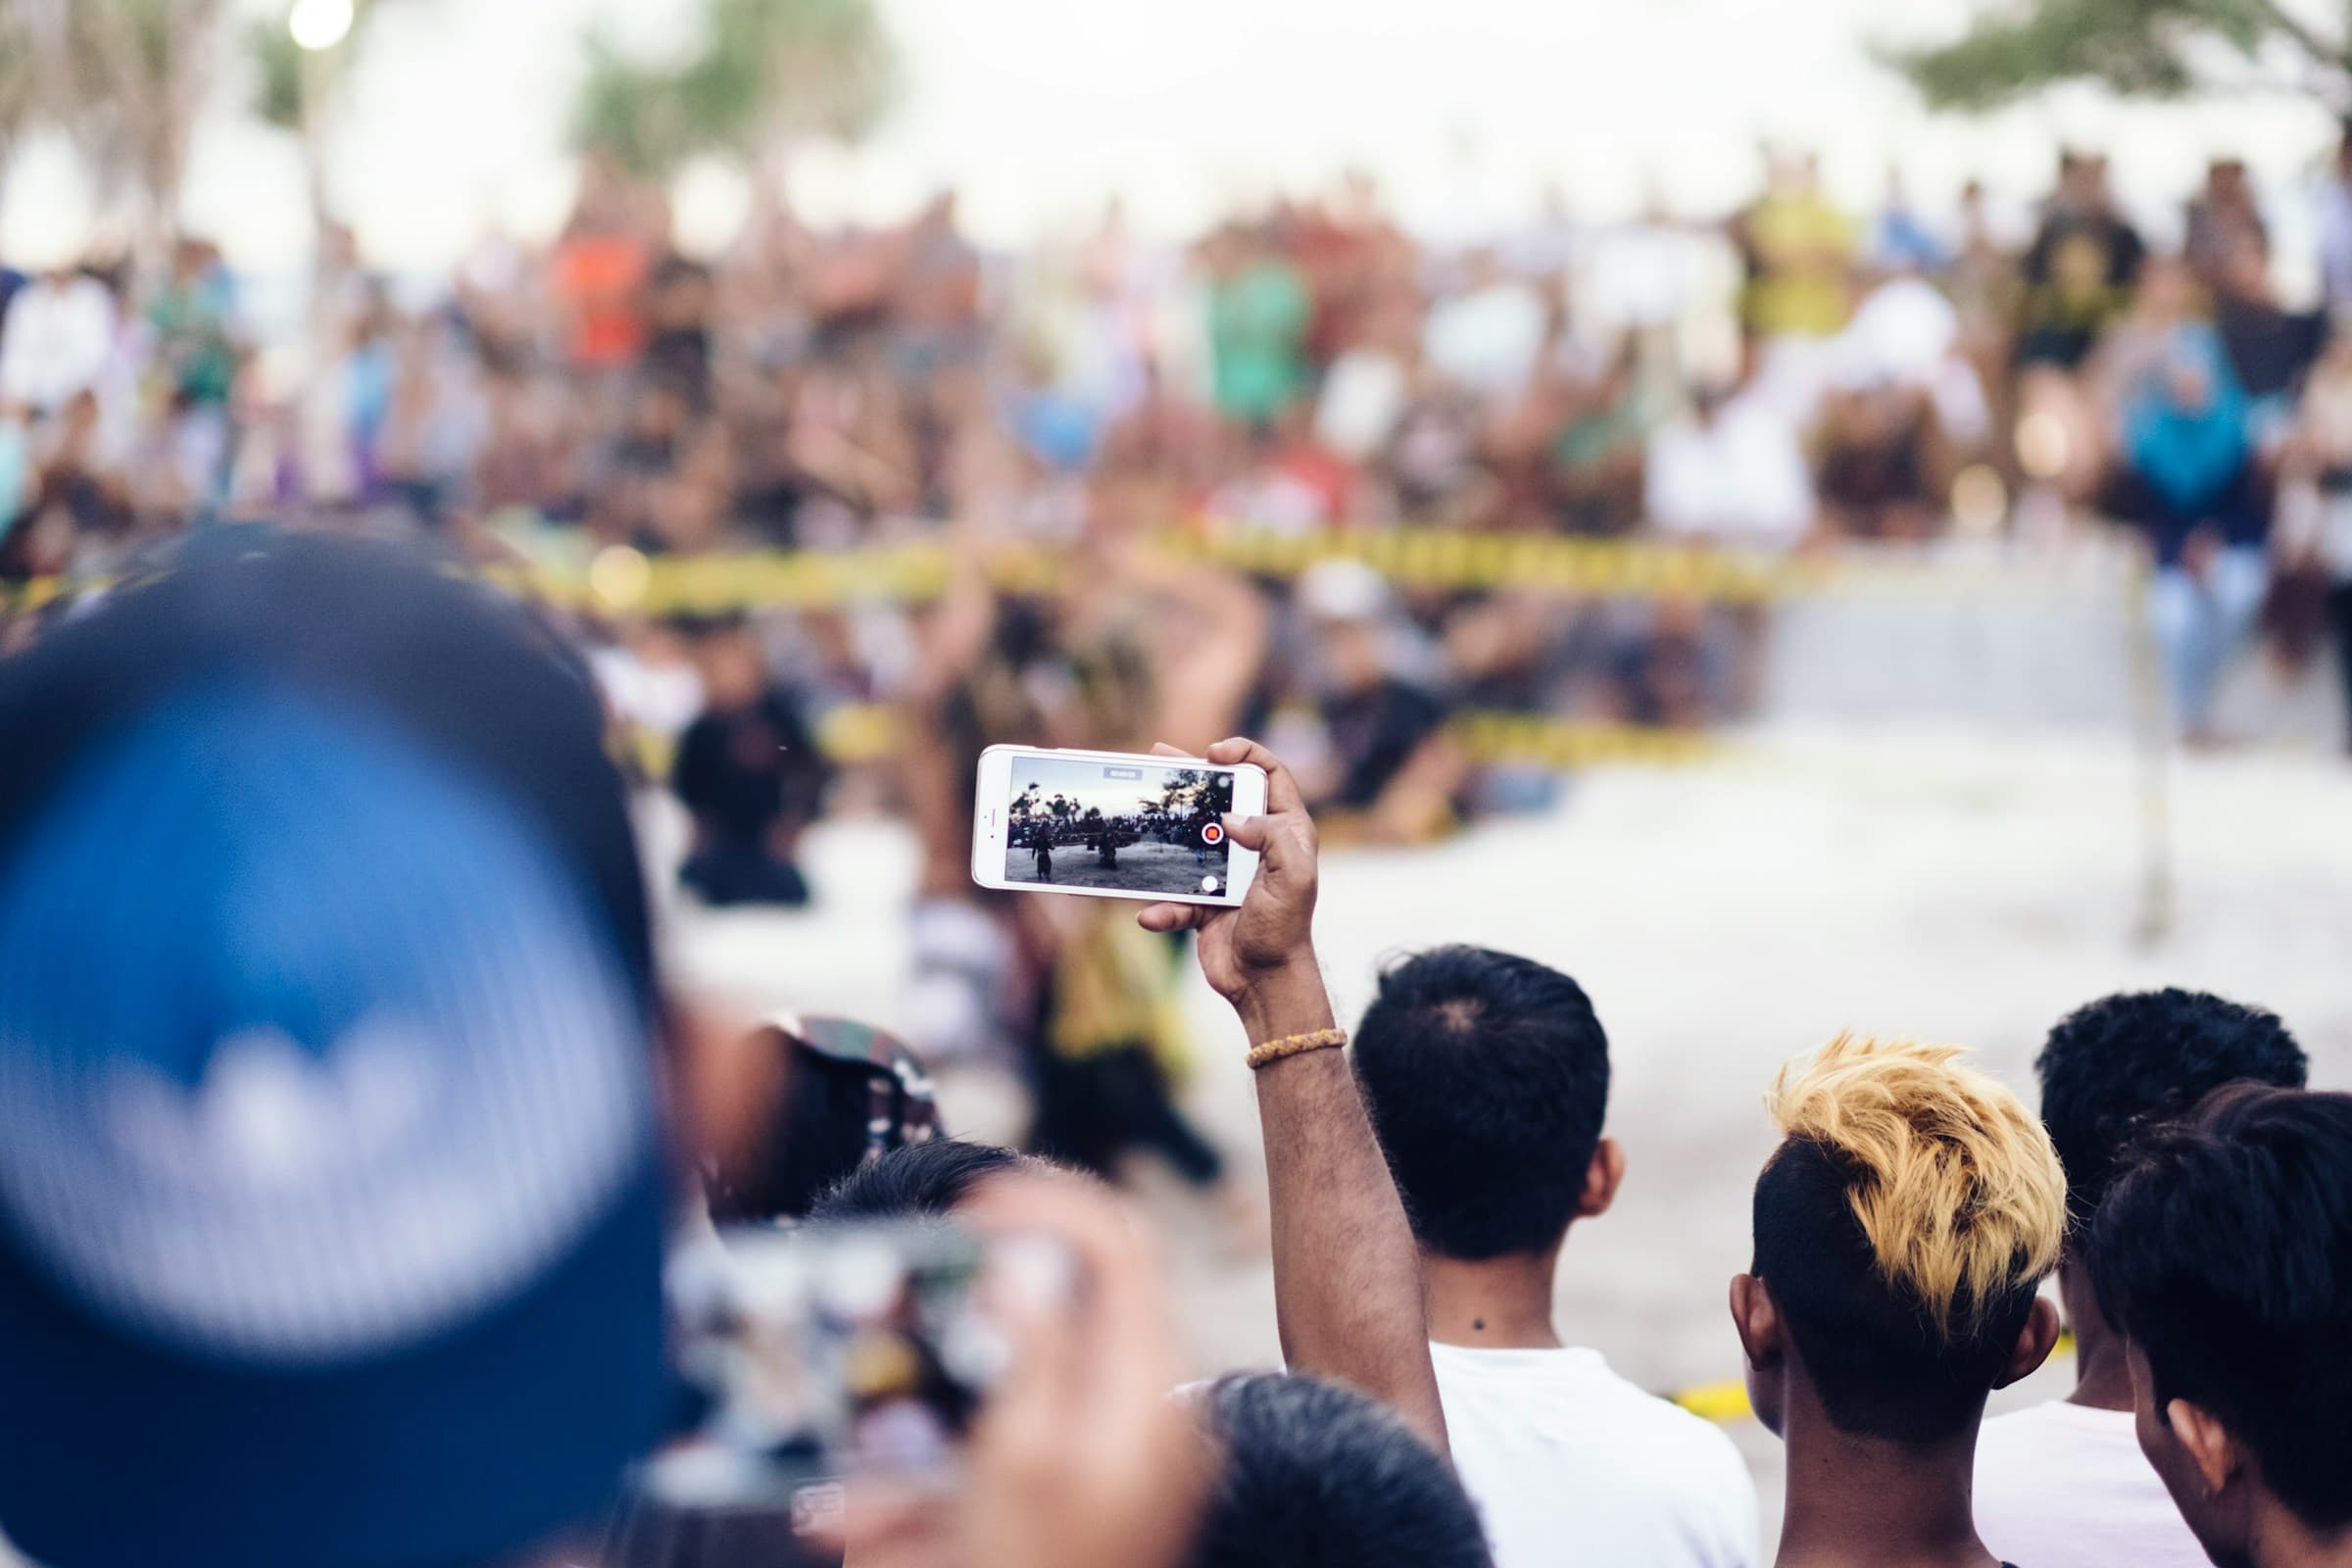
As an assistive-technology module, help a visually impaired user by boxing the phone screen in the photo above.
[999,752,1240,899]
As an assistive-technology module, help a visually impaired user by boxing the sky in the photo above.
[0,0,2342,273]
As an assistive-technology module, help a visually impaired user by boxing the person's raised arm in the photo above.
[1139,738,1448,1453]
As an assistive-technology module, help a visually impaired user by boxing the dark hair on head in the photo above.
[1187,1374,1493,1568]
[1752,1036,2065,1445]
[2036,989,2305,1235]
[806,1139,1046,1225]
[1351,946,1608,1259]
[2089,1085,2352,1533]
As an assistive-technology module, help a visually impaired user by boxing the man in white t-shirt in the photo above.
[0,267,116,416]
[1975,990,2309,1568]
[1351,946,1759,1568]
[1644,370,1815,549]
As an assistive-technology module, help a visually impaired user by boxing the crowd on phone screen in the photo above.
[0,533,2347,1568]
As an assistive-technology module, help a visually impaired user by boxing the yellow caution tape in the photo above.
[1665,1332,2077,1426]
[1671,1379,1756,1425]
[1453,713,1718,768]
[2,528,2119,614]
[625,704,1716,779]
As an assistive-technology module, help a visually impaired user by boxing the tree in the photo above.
[1886,0,2352,114]
[0,7,40,217]
[1155,767,1212,812]
[52,0,228,271]
[246,0,403,245]
[573,0,896,183]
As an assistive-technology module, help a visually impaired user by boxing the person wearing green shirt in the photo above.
[1209,228,1311,428]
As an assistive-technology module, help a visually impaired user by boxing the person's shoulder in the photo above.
[1981,1397,2125,1441]
[1554,1354,1755,1479]
[1978,1398,2141,1487]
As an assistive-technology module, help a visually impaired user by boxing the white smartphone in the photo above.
[970,744,1268,906]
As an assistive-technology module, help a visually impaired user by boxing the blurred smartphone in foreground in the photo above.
[643,1222,1072,1512]
[969,744,1268,906]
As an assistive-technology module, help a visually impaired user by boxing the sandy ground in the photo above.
[661,718,2352,1547]
[1004,838,1233,896]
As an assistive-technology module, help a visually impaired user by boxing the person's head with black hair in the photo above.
[0,534,671,1568]
[2033,989,2306,1411]
[808,1138,1054,1225]
[1186,1373,1493,1568]
[2089,1086,2352,1568]
[1349,945,1619,1347]
[2039,990,2307,1236]
[1733,1035,2066,1563]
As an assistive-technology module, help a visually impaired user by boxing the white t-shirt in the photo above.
[1424,282,1548,401]
[1643,397,1814,547]
[1431,1343,1759,1568]
[1976,1400,2206,1568]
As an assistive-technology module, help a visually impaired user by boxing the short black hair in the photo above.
[2090,1086,2352,1534]
[1351,946,1608,1259]
[806,1139,1044,1224]
[1187,1374,1493,1568]
[2036,990,2306,1233]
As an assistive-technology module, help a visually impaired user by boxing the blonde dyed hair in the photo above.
[1767,1033,2066,1343]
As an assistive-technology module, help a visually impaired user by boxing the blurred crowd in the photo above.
[9,136,2352,761]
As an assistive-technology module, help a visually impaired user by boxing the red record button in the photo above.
[1200,821,1225,846]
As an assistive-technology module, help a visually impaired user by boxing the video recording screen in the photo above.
[1003,755,1238,896]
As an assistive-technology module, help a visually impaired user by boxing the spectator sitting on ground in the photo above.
[1289,561,1467,844]
[1733,1034,2067,1568]
[1976,990,2308,1568]
[1349,945,1759,1568]
[672,615,832,907]
[2088,1086,2352,1568]
[1644,346,1817,550]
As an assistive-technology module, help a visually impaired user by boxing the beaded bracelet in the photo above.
[1245,1027,1348,1071]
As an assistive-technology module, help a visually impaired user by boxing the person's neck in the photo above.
[1424,1241,1565,1349]
[1776,1397,1993,1568]
[2247,1492,2352,1568]
[2058,1263,2134,1413]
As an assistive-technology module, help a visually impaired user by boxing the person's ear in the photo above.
[1730,1273,1781,1371]
[1995,1295,2064,1390]
[660,993,775,1179]
[2166,1399,2242,1501]
[1577,1137,1627,1220]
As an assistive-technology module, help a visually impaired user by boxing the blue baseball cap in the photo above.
[0,538,671,1568]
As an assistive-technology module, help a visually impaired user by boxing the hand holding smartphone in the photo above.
[968,745,1269,906]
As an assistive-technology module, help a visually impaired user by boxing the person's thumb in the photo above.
[1221,812,1271,851]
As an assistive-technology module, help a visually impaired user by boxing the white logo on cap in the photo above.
[108,1021,435,1195]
